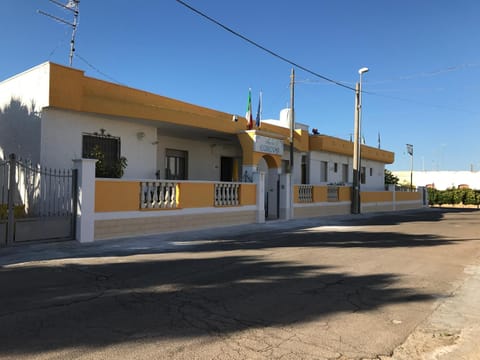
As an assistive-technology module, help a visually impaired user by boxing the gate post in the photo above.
[279,173,292,220]
[255,172,265,223]
[73,159,97,243]
[6,154,16,245]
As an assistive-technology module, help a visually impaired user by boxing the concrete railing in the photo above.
[141,181,178,209]
[293,185,424,218]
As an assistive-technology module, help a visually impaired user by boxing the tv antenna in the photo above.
[38,0,80,67]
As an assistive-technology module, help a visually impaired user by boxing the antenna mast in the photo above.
[38,0,80,67]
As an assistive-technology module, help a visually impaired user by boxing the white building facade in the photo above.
[393,170,480,190]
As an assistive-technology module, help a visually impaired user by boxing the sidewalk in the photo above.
[383,265,480,360]
[0,212,361,266]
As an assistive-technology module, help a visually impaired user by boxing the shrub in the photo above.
[428,188,480,207]
[86,145,127,178]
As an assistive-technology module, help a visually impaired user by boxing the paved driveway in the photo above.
[1,208,480,359]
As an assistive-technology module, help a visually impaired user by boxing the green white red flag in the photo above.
[245,88,253,130]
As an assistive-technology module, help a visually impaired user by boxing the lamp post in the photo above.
[407,144,414,191]
[352,67,369,214]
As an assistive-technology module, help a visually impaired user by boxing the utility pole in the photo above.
[289,68,295,174]
[352,67,368,214]
[38,0,80,67]
[352,82,361,214]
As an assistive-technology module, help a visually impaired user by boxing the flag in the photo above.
[406,144,414,156]
[378,132,381,149]
[245,89,253,130]
[255,91,262,127]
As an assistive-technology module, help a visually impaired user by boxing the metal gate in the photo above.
[0,154,77,246]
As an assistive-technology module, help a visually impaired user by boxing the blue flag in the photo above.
[255,91,262,127]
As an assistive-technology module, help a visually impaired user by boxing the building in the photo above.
[0,62,422,245]
[393,171,480,190]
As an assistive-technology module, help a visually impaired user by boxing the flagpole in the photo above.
[289,68,295,174]
[259,91,262,122]
[256,91,262,128]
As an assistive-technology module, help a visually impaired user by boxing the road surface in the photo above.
[1,208,479,359]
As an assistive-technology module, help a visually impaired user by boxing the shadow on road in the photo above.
[335,207,478,227]
[0,208,468,267]
[0,252,439,357]
[177,230,459,253]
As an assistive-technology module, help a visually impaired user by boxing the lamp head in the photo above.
[358,67,369,75]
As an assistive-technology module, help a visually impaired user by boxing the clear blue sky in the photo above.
[2,1,479,171]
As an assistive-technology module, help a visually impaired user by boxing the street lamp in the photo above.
[352,67,369,214]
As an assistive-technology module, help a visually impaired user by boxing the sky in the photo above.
[1,0,479,171]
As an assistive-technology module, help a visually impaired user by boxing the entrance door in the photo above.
[220,157,234,182]
[257,157,279,220]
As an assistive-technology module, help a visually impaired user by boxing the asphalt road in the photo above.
[1,208,480,359]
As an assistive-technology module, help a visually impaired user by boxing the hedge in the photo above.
[427,188,480,207]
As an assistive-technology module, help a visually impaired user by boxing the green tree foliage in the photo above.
[87,145,127,178]
[384,169,399,185]
[463,189,478,205]
[427,187,480,207]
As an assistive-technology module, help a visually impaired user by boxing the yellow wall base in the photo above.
[94,210,257,240]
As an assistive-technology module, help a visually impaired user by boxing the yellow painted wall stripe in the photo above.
[310,135,394,164]
[396,192,421,201]
[338,186,351,202]
[240,184,256,205]
[361,191,393,203]
[178,183,214,208]
[95,180,139,212]
[48,62,396,180]
[313,186,328,202]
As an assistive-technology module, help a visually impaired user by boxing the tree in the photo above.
[463,189,477,206]
[384,169,399,185]
[427,188,438,205]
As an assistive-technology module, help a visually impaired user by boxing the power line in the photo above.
[74,53,123,85]
[175,1,479,115]
[298,78,480,115]
[175,0,356,92]
[367,63,480,85]
[367,91,480,115]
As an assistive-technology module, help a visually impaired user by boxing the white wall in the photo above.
[0,62,50,112]
[0,63,50,161]
[282,150,304,184]
[309,151,352,185]
[41,109,157,178]
[309,150,385,190]
[393,170,480,190]
[156,133,242,181]
[361,160,385,190]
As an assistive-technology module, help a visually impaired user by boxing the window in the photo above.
[82,132,121,178]
[165,149,188,180]
[334,162,338,173]
[301,155,307,184]
[369,167,373,176]
[320,161,328,182]
[342,164,349,182]
[361,166,366,184]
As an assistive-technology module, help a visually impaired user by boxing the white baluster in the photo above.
[233,184,239,205]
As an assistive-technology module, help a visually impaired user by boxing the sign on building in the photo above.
[253,135,284,155]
